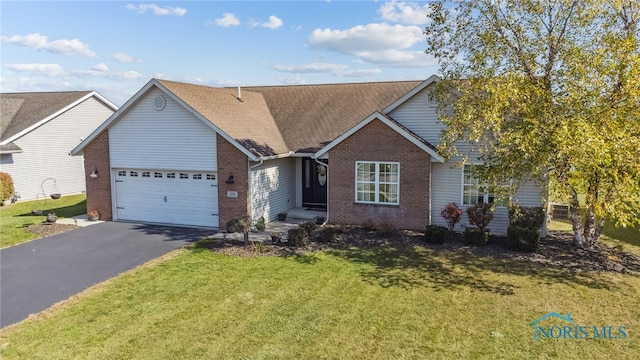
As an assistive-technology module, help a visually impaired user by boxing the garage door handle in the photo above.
[164,196,167,202]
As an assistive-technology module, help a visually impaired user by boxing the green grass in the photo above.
[549,220,640,253]
[0,194,87,248]
[1,243,638,359]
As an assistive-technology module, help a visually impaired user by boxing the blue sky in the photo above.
[1,1,439,105]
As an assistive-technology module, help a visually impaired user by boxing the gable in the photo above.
[0,91,116,145]
[314,112,444,163]
[109,88,218,170]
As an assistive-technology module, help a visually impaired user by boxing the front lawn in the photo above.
[1,230,638,359]
[0,194,87,248]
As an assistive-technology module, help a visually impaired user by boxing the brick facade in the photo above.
[328,119,431,231]
[216,133,249,226]
[83,131,112,220]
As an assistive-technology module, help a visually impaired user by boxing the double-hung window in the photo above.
[356,161,400,205]
[462,165,506,205]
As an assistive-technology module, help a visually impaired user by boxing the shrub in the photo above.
[362,219,377,231]
[287,227,308,247]
[316,227,338,243]
[314,216,325,225]
[466,203,494,231]
[425,225,447,244]
[299,221,317,236]
[464,227,490,245]
[255,216,266,231]
[0,172,15,202]
[508,204,545,229]
[226,218,239,233]
[377,222,396,236]
[506,225,540,252]
[440,202,462,232]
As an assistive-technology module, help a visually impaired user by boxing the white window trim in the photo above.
[462,164,508,206]
[355,161,400,205]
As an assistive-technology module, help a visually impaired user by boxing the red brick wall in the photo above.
[83,131,112,220]
[329,119,431,231]
[216,133,249,226]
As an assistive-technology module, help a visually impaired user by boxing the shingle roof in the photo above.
[0,91,93,143]
[157,79,288,157]
[243,81,423,152]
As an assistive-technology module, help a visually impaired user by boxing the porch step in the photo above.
[286,207,326,221]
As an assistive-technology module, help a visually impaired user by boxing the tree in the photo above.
[425,0,640,247]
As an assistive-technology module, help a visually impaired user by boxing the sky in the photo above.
[0,0,440,106]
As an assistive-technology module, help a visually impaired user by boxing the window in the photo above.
[179,173,188,179]
[193,174,202,180]
[167,173,176,179]
[142,172,150,178]
[130,171,138,177]
[154,172,163,178]
[462,165,506,206]
[206,174,216,180]
[355,162,399,205]
[118,171,126,177]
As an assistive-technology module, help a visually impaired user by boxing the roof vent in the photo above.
[153,96,166,111]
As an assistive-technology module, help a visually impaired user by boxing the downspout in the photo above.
[313,157,329,225]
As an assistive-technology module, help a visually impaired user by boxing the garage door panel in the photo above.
[114,169,218,228]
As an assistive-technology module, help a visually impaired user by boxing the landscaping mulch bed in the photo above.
[27,223,79,238]
[197,225,640,274]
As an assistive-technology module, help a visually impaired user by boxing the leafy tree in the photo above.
[425,0,640,247]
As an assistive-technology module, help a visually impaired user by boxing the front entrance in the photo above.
[302,158,327,208]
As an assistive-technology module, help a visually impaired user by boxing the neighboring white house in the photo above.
[0,91,117,201]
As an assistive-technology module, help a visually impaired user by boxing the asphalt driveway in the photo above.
[0,222,213,328]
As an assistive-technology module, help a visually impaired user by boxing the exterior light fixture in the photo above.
[90,166,99,178]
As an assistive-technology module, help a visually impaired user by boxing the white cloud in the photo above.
[378,1,432,25]
[214,13,240,27]
[92,62,109,72]
[1,33,96,57]
[126,3,187,16]
[277,76,307,85]
[111,52,140,63]
[72,68,145,81]
[250,15,283,29]
[308,23,431,67]
[5,63,65,77]
[272,62,382,78]
[355,50,438,67]
[272,63,348,74]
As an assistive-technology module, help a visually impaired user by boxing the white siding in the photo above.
[109,88,217,170]
[430,163,546,234]
[250,157,296,222]
[1,97,114,200]
[389,84,545,234]
[388,84,443,146]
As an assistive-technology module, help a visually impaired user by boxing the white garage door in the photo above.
[114,169,218,228]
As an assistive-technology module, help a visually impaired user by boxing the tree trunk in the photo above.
[243,231,249,246]
[569,188,585,247]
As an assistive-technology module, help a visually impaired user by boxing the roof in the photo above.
[157,79,288,157]
[71,78,441,160]
[0,91,117,146]
[244,81,423,153]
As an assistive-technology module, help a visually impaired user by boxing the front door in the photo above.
[302,158,327,208]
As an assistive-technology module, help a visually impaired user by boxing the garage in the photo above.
[113,169,219,228]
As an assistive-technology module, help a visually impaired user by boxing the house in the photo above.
[0,91,117,201]
[70,75,545,232]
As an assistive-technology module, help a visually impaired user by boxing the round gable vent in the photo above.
[153,96,166,111]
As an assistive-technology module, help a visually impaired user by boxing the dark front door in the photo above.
[302,158,327,208]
